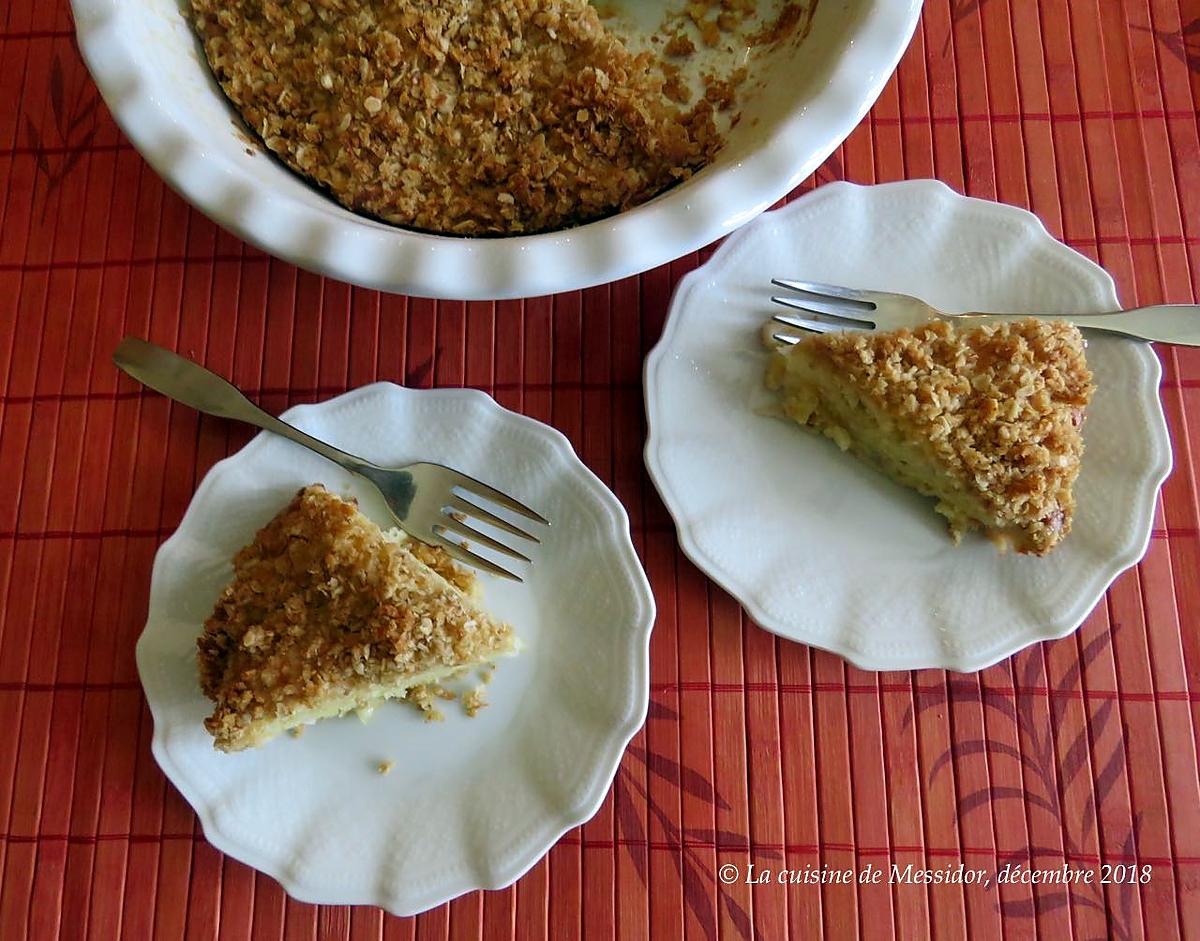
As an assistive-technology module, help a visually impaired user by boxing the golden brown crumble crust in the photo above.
[198,484,514,750]
[189,0,723,235]
[770,319,1094,554]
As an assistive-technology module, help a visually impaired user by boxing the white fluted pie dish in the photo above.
[71,0,920,299]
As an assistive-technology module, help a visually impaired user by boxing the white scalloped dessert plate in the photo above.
[644,180,1172,672]
[137,384,654,914]
[70,0,920,299]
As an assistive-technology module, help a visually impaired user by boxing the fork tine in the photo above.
[771,278,879,307]
[449,496,541,543]
[770,295,876,325]
[435,518,533,564]
[771,332,803,345]
[432,533,523,582]
[447,474,549,525]
[770,313,837,334]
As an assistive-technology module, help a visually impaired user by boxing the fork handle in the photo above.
[112,337,378,475]
[953,304,1200,345]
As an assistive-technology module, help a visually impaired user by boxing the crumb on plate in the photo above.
[463,685,489,717]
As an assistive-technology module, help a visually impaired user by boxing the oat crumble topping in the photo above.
[198,484,515,750]
[190,0,813,234]
[190,0,726,234]
[767,319,1094,554]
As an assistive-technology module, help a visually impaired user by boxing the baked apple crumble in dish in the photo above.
[74,0,921,294]
[188,0,814,235]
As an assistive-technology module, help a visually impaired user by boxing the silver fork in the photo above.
[769,278,1200,346]
[112,337,547,581]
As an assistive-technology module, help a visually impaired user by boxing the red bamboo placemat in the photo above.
[2,0,1200,937]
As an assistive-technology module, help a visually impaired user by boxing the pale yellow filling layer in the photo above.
[235,640,519,749]
[768,351,1022,546]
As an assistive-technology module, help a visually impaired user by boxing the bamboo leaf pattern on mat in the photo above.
[1055,630,1114,696]
[682,854,718,941]
[50,59,65,132]
[1120,815,1142,931]
[628,745,732,811]
[646,699,680,721]
[24,116,51,179]
[901,677,1017,728]
[1082,738,1128,841]
[614,630,1142,938]
[907,626,1144,940]
[24,52,103,218]
[958,785,1057,818]
[614,698,763,940]
[1008,843,1074,861]
[1061,696,1113,784]
[943,0,996,55]
[930,738,1031,780]
[613,774,648,885]
[815,152,843,185]
[721,893,754,940]
[951,0,985,22]
[405,351,436,388]
[1000,888,1107,919]
[999,890,1072,917]
[1137,16,1200,73]
[683,828,781,859]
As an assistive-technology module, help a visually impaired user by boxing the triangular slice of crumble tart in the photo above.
[198,484,518,751]
[765,318,1095,555]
